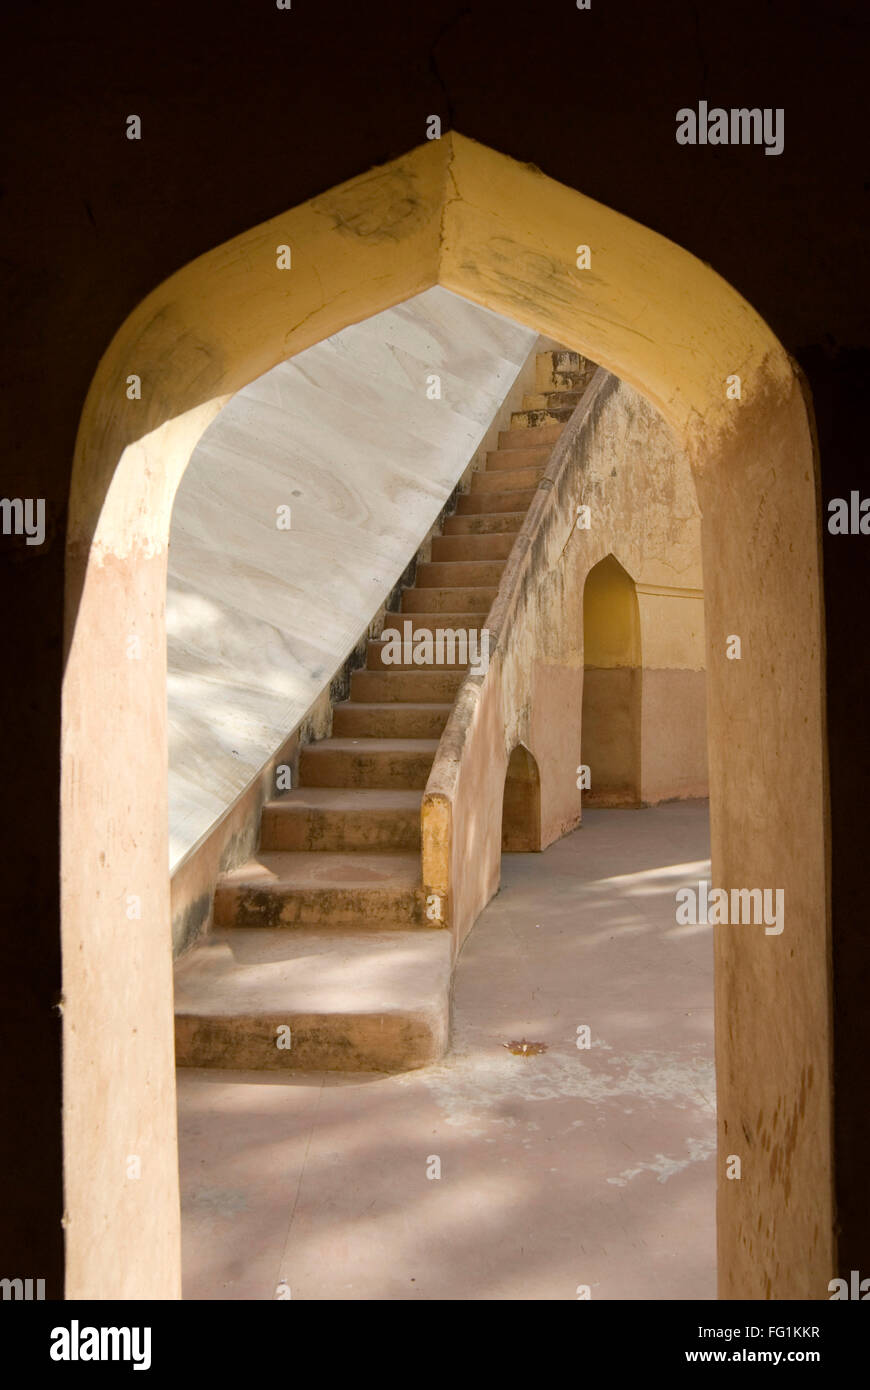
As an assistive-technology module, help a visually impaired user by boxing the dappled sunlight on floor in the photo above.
[178,799,715,1300]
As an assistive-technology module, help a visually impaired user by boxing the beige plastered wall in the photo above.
[64,132,831,1300]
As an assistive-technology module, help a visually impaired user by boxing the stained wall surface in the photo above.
[168,288,536,869]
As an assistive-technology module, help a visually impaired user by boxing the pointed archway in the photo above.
[501,744,542,852]
[63,132,830,1298]
[581,554,642,807]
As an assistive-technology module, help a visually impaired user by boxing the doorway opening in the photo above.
[501,744,542,852]
[62,132,831,1299]
[581,555,642,808]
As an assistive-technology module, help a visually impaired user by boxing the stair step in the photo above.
[522,390,584,410]
[366,637,471,671]
[213,850,426,928]
[540,348,586,372]
[535,350,594,392]
[471,466,544,493]
[383,609,486,629]
[442,512,526,535]
[175,927,451,1071]
[350,667,468,702]
[333,700,453,739]
[401,585,497,612]
[261,788,423,852]
[455,490,537,515]
[537,372,588,392]
[498,423,563,450]
[510,407,574,429]
[485,446,551,471]
[430,533,514,562]
[415,559,506,587]
[383,608,483,631]
[300,737,438,789]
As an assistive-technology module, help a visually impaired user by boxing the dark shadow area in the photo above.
[501,744,542,853]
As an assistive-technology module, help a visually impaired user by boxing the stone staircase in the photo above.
[174,350,596,1072]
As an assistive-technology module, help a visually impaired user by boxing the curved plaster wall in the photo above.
[167,287,536,868]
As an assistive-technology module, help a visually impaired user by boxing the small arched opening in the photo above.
[501,744,542,852]
[581,554,642,807]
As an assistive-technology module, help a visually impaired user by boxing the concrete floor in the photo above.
[178,799,715,1300]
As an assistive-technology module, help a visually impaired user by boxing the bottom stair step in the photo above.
[174,928,451,1072]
